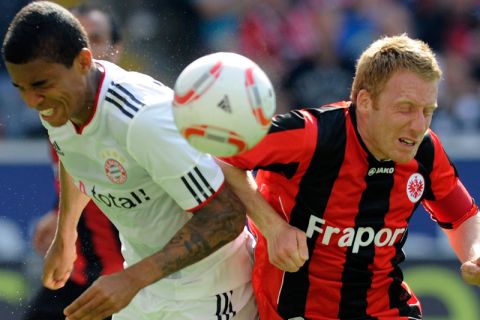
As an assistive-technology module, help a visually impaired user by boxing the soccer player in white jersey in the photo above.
[2,2,256,319]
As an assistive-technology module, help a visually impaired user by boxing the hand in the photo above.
[264,220,309,272]
[33,210,58,255]
[460,258,480,286]
[42,233,77,290]
[64,272,142,320]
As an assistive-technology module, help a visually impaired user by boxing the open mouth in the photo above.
[40,108,54,117]
[399,138,415,146]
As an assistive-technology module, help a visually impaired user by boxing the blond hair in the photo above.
[350,34,442,102]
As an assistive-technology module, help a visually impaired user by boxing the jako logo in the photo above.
[306,215,405,253]
[368,167,395,176]
[91,186,151,208]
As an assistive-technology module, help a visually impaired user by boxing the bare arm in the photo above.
[217,159,308,272]
[42,161,90,289]
[33,209,58,255]
[56,161,90,239]
[444,211,480,285]
[63,182,246,319]
[125,182,246,286]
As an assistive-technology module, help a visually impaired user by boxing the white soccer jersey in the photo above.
[42,61,252,301]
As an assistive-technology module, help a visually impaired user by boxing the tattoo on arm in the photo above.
[153,184,246,278]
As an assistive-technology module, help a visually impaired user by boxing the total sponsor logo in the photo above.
[306,215,405,253]
[90,185,151,209]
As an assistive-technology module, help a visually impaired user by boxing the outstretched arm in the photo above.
[43,161,90,290]
[64,182,246,320]
[444,211,480,286]
[217,159,308,273]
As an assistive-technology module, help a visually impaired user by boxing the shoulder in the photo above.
[100,63,173,124]
[416,129,444,161]
[270,101,350,134]
[100,61,172,110]
[97,63,175,144]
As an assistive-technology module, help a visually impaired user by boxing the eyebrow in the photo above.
[395,99,437,109]
[12,79,48,89]
[31,80,49,87]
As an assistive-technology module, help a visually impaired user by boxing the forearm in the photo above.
[217,159,286,237]
[445,211,480,263]
[57,161,90,240]
[217,159,309,271]
[124,183,246,289]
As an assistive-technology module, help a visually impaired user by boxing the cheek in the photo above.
[376,119,397,144]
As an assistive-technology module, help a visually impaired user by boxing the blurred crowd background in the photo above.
[2,0,480,137]
[1,0,480,318]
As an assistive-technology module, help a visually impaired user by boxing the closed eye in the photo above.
[397,106,412,113]
[31,80,50,88]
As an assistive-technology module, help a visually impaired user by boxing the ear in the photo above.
[356,89,373,114]
[74,48,93,74]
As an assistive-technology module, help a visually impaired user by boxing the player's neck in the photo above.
[72,65,104,128]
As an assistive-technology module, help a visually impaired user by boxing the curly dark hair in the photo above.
[2,1,89,67]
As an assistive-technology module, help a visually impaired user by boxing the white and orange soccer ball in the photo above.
[172,52,276,157]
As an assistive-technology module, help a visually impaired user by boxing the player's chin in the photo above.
[391,145,419,163]
[47,118,68,127]
[391,151,416,164]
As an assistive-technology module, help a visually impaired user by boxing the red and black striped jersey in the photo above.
[224,102,478,320]
[50,145,124,286]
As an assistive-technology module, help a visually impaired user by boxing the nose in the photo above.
[410,109,427,133]
[22,90,45,108]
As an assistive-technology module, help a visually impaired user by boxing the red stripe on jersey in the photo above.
[82,202,123,277]
[422,131,478,228]
[225,103,465,319]
[48,143,123,285]
[366,160,420,317]
[222,112,314,175]
[70,201,123,285]
[239,110,319,319]
[305,108,368,317]
[427,130,457,199]
[187,182,225,213]
[75,62,107,134]
[424,180,478,228]
[49,143,60,194]
[71,245,87,285]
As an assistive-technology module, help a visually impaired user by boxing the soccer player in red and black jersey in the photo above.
[220,34,480,319]
[24,5,124,320]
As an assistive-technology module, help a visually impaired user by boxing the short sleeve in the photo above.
[422,131,478,228]
[126,102,224,211]
[222,109,311,171]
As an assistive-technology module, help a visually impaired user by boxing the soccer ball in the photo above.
[172,52,276,157]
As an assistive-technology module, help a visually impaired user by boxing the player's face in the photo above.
[358,69,438,163]
[76,11,120,63]
[6,50,94,127]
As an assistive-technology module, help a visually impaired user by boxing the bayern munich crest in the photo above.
[406,173,425,203]
[104,158,127,184]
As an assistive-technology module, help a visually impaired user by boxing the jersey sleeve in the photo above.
[126,102,224,212]
[221,109,313,172]
[422,131,478,229]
